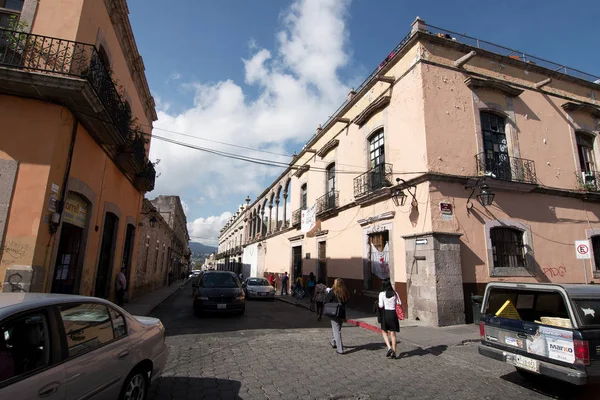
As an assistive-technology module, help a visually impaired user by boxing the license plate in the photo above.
[217,304,226,309]
[510,354,539,373]
[259,292,266,296]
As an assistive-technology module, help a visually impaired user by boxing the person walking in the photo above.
[268,274,275,290]
[378,279,401,359]
[307,272,316,299]
[281,272,289,295]
[115,266,127,307]
[324,278,349,355]
[313,279,327,321]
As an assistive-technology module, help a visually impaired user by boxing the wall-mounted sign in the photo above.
[48,194,58,212]
[416,238,428,245]
[51,183,59,193]
[440,202,453,215]
[62,192,88,228]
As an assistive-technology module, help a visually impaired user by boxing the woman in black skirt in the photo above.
[378,279,401,359]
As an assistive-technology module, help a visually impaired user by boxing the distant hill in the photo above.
[188,242,217,255]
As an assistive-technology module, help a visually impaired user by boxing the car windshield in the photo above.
[201,273,239,288]
[248,278,269,286]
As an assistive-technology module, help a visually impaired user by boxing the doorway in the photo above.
[368,230,390,290]
[317,241,327,283]
[292,246,302,282]
[121,224,136,288]
[51,222,84,294]
[94,212,119,298]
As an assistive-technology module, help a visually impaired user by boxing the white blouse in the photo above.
[378,291,401,310]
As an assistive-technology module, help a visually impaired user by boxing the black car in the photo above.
[192,271,245,316]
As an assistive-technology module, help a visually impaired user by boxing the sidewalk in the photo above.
[124,280,187,316]
[276,294,481,348]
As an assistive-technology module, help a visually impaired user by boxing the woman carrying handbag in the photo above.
[378,279,403,359]
[323,278,349,355]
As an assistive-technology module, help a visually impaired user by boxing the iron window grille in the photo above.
[490,227,526,269]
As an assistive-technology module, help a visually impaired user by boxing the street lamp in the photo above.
[148,216,158,228]
[391,188,407,207]
[466,178,495,212]
[391,178,417,207]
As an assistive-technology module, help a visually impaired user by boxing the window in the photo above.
[484,288,569,322]
[154,240,160,271]
[200,273,239,288]
[109,307,126,338]
[481,112,510,179]
[0,311,50,383]
[97,44,111,72]
[576,132,596,176]
[369,130,385,169]
[0,0,23,29]
[59,303,114,357]
[592,236,600,271]
[326,164,335,193]
[368,231,390,289]
[490,227,526,269]
[300,184,307,210]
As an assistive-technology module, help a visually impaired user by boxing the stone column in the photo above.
[402,232,465,327]
[274,199,280,232]
[260,209,265,236]
[268,202,273,235]
[282,192,288,228]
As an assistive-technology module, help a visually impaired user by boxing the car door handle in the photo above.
[38,382,60,398]
[118,349,130,359]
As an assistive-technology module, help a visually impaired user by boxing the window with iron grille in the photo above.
[300,183,307,210]
[490,227,526,269]
[369,130,385,168]
[0,0,23,29]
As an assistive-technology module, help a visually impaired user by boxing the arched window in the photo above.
[369,130,385,169]
[326,163,335,194]
[300,183,307,210]
[490,227,526,269]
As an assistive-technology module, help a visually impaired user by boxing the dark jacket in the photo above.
[324,290,347,319]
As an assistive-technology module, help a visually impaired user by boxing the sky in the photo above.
[127,0,600,246]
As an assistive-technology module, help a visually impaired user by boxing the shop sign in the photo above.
[63,193,88,228]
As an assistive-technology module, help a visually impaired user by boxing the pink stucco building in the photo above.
[217,17,600,326]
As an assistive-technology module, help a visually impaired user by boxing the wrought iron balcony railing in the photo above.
[475,153,537,184]
[316,191,339,215]
[576,170,600,191]
[292,208,302,226]
[353,163,393,198]
[0,28,131,140]
[116,131,146,175]
[133,161,156,193]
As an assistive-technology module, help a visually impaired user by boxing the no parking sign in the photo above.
[575,240,591,260]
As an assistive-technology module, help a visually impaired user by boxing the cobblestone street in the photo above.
[147,287,597,400]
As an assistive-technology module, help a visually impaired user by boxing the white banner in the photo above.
[301,204,316,233]
[370,243,390,279]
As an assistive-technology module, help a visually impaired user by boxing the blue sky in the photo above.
[127,0,600,245]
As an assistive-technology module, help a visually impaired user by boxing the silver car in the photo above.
[0,293,167,400]
[242,277,276,300]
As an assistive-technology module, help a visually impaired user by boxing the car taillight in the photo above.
[479,321,485,338]
[574,339,590,366]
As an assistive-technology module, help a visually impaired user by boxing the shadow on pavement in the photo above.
[343,342,387,354]
[500,370,599,400]
[396,345,448,359]
[149,377,242,400]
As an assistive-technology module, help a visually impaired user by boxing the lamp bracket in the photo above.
[395,178,418,207]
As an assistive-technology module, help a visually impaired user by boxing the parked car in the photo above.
[478,282,600,386]
[0,293,167,400]
[242,277,276,300]
[192,271,245,316]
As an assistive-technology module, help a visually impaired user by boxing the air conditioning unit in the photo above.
[582,171,596,185]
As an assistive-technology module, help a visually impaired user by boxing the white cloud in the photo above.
[149,0,352,243]
[187,211,232,245]
[166,71,182,83]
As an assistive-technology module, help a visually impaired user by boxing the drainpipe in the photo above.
[43,117,78,292]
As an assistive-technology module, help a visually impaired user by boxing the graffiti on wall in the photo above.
[543,265,567,278]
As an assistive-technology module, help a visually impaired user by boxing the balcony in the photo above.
[116,132,146,175]
[316,191,339,217]
[475,153,537,184]
[577,170,600,191]
[0,28,131,145]
[292,208,302,227]
[353,163,393,198]
[133,161,156,193]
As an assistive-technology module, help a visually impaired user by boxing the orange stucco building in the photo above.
[218,17,600,326]
[0,0,157,302]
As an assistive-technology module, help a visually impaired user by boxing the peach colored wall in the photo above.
[421,61,599,191]
[30,0,83,40]
[65,125,143,297]
[430,180,600,285]
[0,97,72,288]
